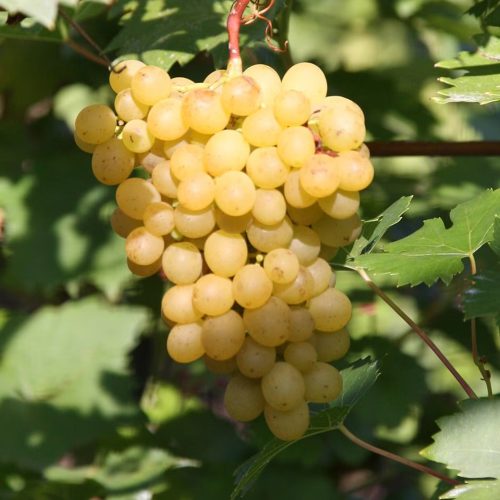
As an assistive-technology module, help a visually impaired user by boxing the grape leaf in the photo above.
[0,12,64,42]
[231,358,379,499]
[463,269,500,320]
[349,196,413,258]
[0,298,148,469]
[353,189,500,286]
[106,0,285,70]
[491,216,500,257]
[0,0,76,29]
[435,37,500,104]
[421,398,500,479]
[440,479,500,500]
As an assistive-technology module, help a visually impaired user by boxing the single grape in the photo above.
[224,374,265,422]
[116,178,161,220]
[151,160,178,199]
[221,75,261,116]
[214,207,252,234]
[318,189,360,219]
[284,170,316,208]
[261,361,305,411]
[308,287,352,332]
[281,62,327,106]
[214,171,256,216]
[125,226,164,265]
[299,153,340,198]
[143,201,175,236]
[287,203,324,226]
[264,401,310,441]
[306,258,335,297]
[274,90,311,127]
[315,329,350,362]
[75,104,116,145]
[161,284,202,324]
[277,126,316,168]
[109,59,145,94]
[236,337,276,378]
[162,242,202,285]
[233,264,273,309]
[131,65,171,106]
[167,322,205,363]
[147,98,189,141]
[273,266,315,305]
[303,362,343,403]
[204,129,250,176]
[312,214,362,248]
[288,225,321,265]
[318,104,365,152]
[174,204,216,239]
[335,151,374,191]
[252,189,287,226]
[170,143,205,181]
[246,217,294,253]
[242,108,283,147]
[114,88,149,122]
[246,147,289,189]
[182,89,230,134]
[202,310,245,360]
[288,307,315,342]
[243,64,282,107]
[204,230,248,278]
[284,342,318,372]
[193,274,234,316]
[177,172,215,211]
[91,137,135,185]
[122,119,155,153]
[137,141,167,173]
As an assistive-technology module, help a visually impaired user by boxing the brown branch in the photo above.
[367,141,500,157]
[339,425,461,486]
[64,39,108,67]
[357,268,478,400]
[227,0,252,73]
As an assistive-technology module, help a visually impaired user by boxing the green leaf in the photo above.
[463,269,500,320]
[0,0,76,29]
[0,12,64,42]
[349,196,413,258]
[0,298,149,469]
[435,37,500,104]
[440,479,500,499]
[354,189,500,286]
[106,0,285,70]
[491,216,500,257]
[421,398,500,479]
[231,358,379,499]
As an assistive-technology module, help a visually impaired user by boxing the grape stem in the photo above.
[227,0,252,74]
[356,268,478,400]
[338,425,461,486]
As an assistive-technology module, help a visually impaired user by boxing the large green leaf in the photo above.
[463,269,500,320]
[106,0,285,70]
[435,37,500,104]
[354,189,500,286]
[0,298,148,469]
[0,0,76,29]
[349,196,413,258]
[441,479,500,499]
[421,398,500,479]
[231,358,379,499]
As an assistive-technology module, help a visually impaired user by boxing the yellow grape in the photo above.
[131,65,171,106]
[236,337,276,378]
[273,266,315,305]
[335,151,374,191]
[318,104,365,152]
[151,160,178,199]
[303,362,343,403]
[315,329,350,362]
[288,307,315,342]
[246,147,289,189]
[246,217,294,253]
[263,248,300,284]
[284,170,316,209]
[143,201,175,236]
[136,141,166,173]
[166,322,205,363]
[177,172,215,211]
[264,401,310,441]
[221,75,261,116]
[193,274,234,316]
[110,208,141,238]
[299,153,340,198]
[161,284,202,324]
[174,204,216,239]
[261,361,305,411]
[224,374,265,422]
[203,230,248,278]
[243,64,282,107]
[306,258,335,297]
[287,203,323,226]
[122,119,155,153]
[182,89,230,134]
[284,342,318,372]
[109,59,145,94]
[73,131,96,153]
[214,207,252,234]
[147,98,189,141]
[252,189,287,226]
[242,108,283,147]
[170,143,205,181]
[127,256,162,277]
[114,88,149,122]
[274,90,311,127]
[214,171,256,216]
[162,242,202,285]
[318,189,360,219]
[125,226,164,265]
[116,178,161,219]
[233,264,273,309]
[204,129,250,176]
[312,214,362,248]
[281,62,327,107]
[202,310,245,360]
[308,287,352,332]
[75,104,116,145]
[163,134,189,159]
[91,137,135,185]
[277,126,316,168]
[288,225,321,265]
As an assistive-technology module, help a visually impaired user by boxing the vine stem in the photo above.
[356,268,478,400]
[339,425,461,486]
[227,0,252,74]
[468,254,493,397]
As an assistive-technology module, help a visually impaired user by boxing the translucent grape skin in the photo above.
[91,137,135,185]
[202,309,245,360]
[125,227,164,265]
[75,104,116,145]
[303,362,343,403]
[167,322,205,363]
[109,59,145,94]
[162,242,203,285]
[204,230,248,278]
[233,264,273,309]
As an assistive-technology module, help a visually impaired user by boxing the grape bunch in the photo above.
[74,60,373,441]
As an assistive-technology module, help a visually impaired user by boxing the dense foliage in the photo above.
[0,1,499,499]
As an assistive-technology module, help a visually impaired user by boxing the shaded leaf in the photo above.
[440,479,500,499]
[231,358,379,499]
[463,269,500,320]
[491,216,500,256]
[0,298,148,469]
[349,196,413,258]
[421,398,500,479]
[0,12,64,42]
[354,189,500,286]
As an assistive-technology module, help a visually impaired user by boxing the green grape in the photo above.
[131,65,172,106]
[167,322,205,363]
[91,137,135,185]
[162,242,202,285]
[75,104,116,145]
[116,178,161,219]
[202,310,245,360]
[204,230,248,278]
[261,361,305,411]
[303,362,342,403]
[243,296,290,347]
[308,287,352,332]
[236,337,276,379]
[233,264,273,309]
[122,119,155,153]
[224,374,265,422]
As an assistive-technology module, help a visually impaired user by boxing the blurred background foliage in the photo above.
[0,0,499,498]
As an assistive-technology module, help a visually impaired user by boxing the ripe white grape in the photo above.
[299,153,340,198]
[318,104,365,152]
[261,361,305,411]
[143,201,175,236]
[243,64,282,107]
[246,217,293,253]
[204,129,250,176]
[233,264,273,309]
[244,296,290,347]
[122,119,155,154]
[147,98,189,141]
[182,89,230,134]
[281,62,328,106]
[264,401,310,441]
[288,225,321,265]
[170,143,205,181]
[162,242,202,284]
[204,230,248,277]
[308,287,352,332]
[75,104,116,145]
[273,266,315,305]
[303,362,343,403]
[277,126,316,168]
[131,65,171,106]
[284,170,316,209]
[287,203,323,226]
[335,151,374,191]
[224,374,265,422]
[214,171,256,216]
[163,134,189,158]
[109,59,145,94]
[174,204,216,239]
[246,147,289,189]
[236,337,276,378]
[202,309,245,360]
[284,342,318,372]
[221,75,261,116]
[161,284,202,324]
[315,329,350,362]
[137,141,167,173]
[74,131,96,153]
[151,160,178,199]
[114,88,149,122]
[91,137,135,185]
[167,322,205,363]
[177,172,215,211]
[127,256,162,277]
[306,258,335,297]
[116,178,161,220]
[318,189,360,219]
[110,208,142,238]
[263,248,300,284]
[193,274,234,316]
[312,214,362,248]
[288,307,315,342]
[242,108,283,147]
[252,189,287,226]
[274,90,311,127]
[214,207,252,234]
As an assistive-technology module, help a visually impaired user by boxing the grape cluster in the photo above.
[74,60,373,441]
